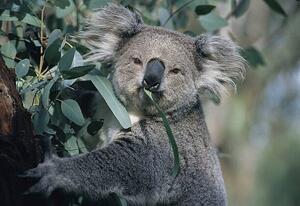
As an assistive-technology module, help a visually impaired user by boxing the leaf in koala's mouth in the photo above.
[144,88,180,177]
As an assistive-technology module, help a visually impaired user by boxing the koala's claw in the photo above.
[21,159,61,196]
[24,176,56,197]
[20,167,42,178]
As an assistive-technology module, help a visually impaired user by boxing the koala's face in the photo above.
[81,3,246,116]
[112,28,198,114]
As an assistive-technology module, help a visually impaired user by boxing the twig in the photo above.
[38,1,47,75]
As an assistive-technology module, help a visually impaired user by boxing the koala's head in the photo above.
[80,4,246,115]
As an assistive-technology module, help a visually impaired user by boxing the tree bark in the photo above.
[0,55,43,206]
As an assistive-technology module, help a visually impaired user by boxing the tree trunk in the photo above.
[0,55,43,206]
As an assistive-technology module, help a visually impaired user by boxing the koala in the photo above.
[24,3,246,206]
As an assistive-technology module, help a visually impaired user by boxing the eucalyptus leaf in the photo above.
[87,120,104,136]
[263,0,287,17]
[116,194,128,206]
[1,41,16,68]
[77,137,88,153]
[21,13,42,27]
[55,0,75,18]
[195,5,215,15]
[0,10,15,21]
[42,76,59,108]
[20,79,48,94]
[159,8,174,30]
[58,48,76,72]
[87,0,111,9]
[72,51,84,67]
[0,10,42,27]
[33,106,50,135]
[199,12,228,32]
[53,0,70,9]
[48,29,62,45]
[61,99,85,126]
[232,0,250,18]
[49,124,67,141]
[45,38,61,65]
[15,59,30,78]
[86,75,132,129]
[144,89,180,177]
[33,40,42,47]
[241,47,265,68]
[231,0,237,11]
[64,136,79,156]
[61,65,95,79]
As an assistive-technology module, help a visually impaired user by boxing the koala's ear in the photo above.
[79,3,143,62]
[194,35,247,102]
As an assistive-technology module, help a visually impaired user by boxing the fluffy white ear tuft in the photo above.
[78,3,143,62]
[194,35,247,102]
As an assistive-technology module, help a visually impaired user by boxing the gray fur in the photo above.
[195,35,246,101]
[79,3,143,62]
[25,3,247,205]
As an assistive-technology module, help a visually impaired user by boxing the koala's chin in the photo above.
[124,89,192,118]
[116,88,164,116]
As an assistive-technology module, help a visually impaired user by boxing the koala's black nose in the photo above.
[143,58,165,92]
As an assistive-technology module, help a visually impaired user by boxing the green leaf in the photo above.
[159,8,174,30]
[208,92,221,105]
[231,0,237,11]
[72,51,84,67]
[86,0,111,9]
[53,0,70,9]
[144,89,180,177]
[87,120,104,136]
[42,76,59,108]
[33,40,42,47]
[0,10,16,21]
[21,13,42,27]
[61,65,95,79]
[20,79,48,94]
[241,47,265,68]
[61,99,85,126]
[232,0,250,18]
[199,12,228,32]
[195,5,216,15]
[33,106,50,135]
[49,124,67,141]
[0,30,6,36]
[263,0,287,17]
[58,48,76,72]
[64,136,80,156]
[77,137,88,153]
[48,29,62,45]
[1,41,16,68]
[184,30,197,37]
[116,194,128,206]
[15,59,30,78]
[86,75,132,129]
[44,38,61,65]
[55,0,75,18]
[0,10,42,27]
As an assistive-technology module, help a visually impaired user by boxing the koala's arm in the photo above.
[24,135,157,199]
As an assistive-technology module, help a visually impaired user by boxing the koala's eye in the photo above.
[133,57,142,65]
[170,68,181,75]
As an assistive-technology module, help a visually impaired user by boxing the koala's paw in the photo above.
[21,158,69,197]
